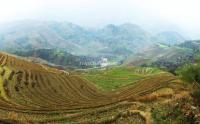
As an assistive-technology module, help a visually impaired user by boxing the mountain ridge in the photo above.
[0,20,186,56]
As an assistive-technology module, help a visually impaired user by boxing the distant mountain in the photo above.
[0,21,85,53]
[154,31,186,45]
[145,22,190,37]
[0,21,186,58]
[96,23,153,53]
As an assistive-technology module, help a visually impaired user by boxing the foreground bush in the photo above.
[177,63,200,103]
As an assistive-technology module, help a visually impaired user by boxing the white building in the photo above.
[100,57,108,67]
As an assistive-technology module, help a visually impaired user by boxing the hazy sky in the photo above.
[0,0,200,38]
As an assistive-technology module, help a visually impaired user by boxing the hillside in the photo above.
[178,40,200,51]
[124,40,200,73]
[0,52,198,123]
[13,48,103,69]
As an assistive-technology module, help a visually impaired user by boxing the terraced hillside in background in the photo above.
[123,42,197,73]
[0,52,193,123]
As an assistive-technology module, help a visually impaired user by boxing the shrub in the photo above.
[177,63,200,103]
[177,64,200,86]
[193,89,200,104]
[152,105,187,124]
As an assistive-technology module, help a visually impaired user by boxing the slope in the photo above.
[0,52,182,123]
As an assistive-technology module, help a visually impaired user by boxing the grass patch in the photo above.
[81,66,162,91]
[152,105,186,124]
[157,43,169,49]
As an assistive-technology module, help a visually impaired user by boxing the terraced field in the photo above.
[81,67,163,91]
[0,52,178,123]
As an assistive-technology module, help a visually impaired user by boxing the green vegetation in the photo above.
[14,49,102,68]
[82,66,162,91]
[177,64,200,86]
[152,104,187,124]
[177,63,200,103]
[124,40,200,74]
[157,43,169,49]
[54,49,65,57]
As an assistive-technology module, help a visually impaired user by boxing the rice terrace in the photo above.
[1,0,200,123]
[0,52,196,124]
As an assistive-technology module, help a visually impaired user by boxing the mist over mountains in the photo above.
[0,20,187,57]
